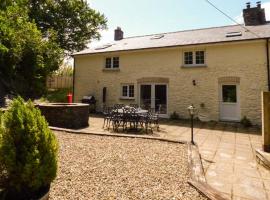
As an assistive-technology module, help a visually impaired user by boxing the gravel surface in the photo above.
[50,131,207,200]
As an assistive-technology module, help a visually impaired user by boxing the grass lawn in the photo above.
[40,88,72,103]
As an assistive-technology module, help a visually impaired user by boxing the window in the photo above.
[113,57,119,68]
[105,57,119,68]
[105,58,111,68]
[222,85,237,103]
[121,85,134,98]
[195,51,205,64]
[184,52,193,65]
[183,51,205,66]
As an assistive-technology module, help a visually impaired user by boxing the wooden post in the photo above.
[262,92,270,152]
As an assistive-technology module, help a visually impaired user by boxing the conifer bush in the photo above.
[0,97,58,198]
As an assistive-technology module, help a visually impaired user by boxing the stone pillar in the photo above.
[262,92,270,152]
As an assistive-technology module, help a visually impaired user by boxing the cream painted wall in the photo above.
[74,40,269,125]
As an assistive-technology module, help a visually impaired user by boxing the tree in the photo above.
[27,0,107,52]
[0,4,63,97]
[0,0,107,97]
[0,97,58,199]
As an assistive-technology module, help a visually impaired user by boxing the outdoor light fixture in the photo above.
[187,104,196,145]
[192,80,196,86]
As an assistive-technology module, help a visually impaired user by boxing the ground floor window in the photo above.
[121,84,134,98]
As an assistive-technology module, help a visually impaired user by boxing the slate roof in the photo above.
[73,23,270,56]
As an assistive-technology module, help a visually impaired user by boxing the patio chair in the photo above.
[128,107,140,130]
[111,109,122,132]
[148,107,160,131]
[129,104,139,109]
[102,106,113,128]
[114,104,124,109]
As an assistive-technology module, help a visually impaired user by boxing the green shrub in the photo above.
[170,111,180,120]
[240,116,252,127]
[0,97,58,198]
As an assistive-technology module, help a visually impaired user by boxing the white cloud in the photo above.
[88,29,115,48]
[263,2,270,20]
[235,2,270,24]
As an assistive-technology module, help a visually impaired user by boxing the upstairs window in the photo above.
[105,58,112,68]
[121,85,134,98]
[113,57,119,68]
[195,51,205,65]
[184,51,205,66]
[105,57,119,68]
[184,52,193,65]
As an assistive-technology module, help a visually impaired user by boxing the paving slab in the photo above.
[71,115,269,200]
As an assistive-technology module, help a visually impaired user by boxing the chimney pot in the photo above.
[243,2,266,26]
[257,1,261,8]
[114,27,124,41]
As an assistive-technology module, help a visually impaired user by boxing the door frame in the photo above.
[219,83,241,121]
[138,83,168,118]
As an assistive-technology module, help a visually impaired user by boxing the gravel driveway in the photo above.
[50,131,207,200]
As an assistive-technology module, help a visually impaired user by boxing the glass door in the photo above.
[155,85,167,114]
[140,84,167,115]
[140,85,152,110]
[219,84,240,121]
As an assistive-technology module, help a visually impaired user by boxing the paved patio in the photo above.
[74,115,269,200]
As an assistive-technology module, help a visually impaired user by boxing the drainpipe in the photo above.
[72,57,76,103]
[267,38,270,91]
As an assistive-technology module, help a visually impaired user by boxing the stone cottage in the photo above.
[72,2,270,125]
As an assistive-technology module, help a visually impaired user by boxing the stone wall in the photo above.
[38,103,89,129]
[74,40,269,125]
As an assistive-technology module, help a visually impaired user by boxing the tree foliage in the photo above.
[0,0,107,97]
[0,4,63,97]
[28,0,107,52]
[0,97,58,198]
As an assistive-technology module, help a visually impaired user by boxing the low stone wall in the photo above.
[38,103,89,129]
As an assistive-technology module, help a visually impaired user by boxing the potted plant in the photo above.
[0,97,58,200]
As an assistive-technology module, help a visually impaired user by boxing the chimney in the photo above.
[257,1,261,9]
[243,1,266,26]
[114,27,124,41]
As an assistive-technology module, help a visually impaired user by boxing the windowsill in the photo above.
[181,64,207,68]
[102,68,120,71]
[119,97,135,100]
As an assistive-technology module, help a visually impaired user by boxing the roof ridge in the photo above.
[123,24,241,40]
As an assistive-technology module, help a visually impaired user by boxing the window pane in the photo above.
[122,86,128,97]
[184,52,193,65]
[113,57,119,68]
[222,85,237,103]
[129,85,134,97]
[195,51,205,64]
[105,58,111,68]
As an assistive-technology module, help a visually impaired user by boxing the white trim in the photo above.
[121,84,134,99]
[104,56,120,69]
[219,83,241,121]
[138,83,168,117]
[182,50,206,66]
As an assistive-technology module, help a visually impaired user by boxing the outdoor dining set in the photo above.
[103,104,160,133]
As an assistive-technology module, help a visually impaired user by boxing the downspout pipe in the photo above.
[72,56,76,103]
[267,38,270,91]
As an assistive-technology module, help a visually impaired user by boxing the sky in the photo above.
[87,0,270,46]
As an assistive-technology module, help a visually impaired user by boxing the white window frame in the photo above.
[121,84,135,99]
[183,50,206,67]
[104,57,120,69]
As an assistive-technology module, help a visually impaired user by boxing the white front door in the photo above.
[219,84,240,121]
[139,84,168,116]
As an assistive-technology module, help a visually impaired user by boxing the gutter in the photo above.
[267,38,270,91]
[72,57,76,102]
